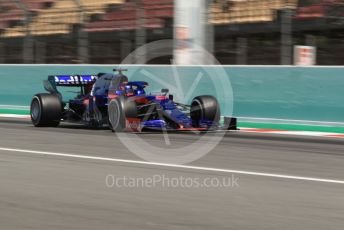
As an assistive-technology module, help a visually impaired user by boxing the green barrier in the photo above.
[0,65,343,123]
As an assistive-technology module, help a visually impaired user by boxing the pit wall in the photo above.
[0,65,343,124]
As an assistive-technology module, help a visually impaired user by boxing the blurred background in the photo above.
[0,0,343,65]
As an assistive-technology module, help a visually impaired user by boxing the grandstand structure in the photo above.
[210,0,298,24]
[0,0,344,64]
[1,0,126,37]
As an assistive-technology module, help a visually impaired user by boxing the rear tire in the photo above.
[30,93,62,127]
[190,95,220,128]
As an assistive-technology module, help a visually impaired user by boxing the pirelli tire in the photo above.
[190,95,221,128]
[30,93,63,127]
[108,97,137,132]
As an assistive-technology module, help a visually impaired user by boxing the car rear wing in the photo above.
[49,75,97,87]
[44,75,98,96]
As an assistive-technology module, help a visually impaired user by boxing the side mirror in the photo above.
[161,88,169,95]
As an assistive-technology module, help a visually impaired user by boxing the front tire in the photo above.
[190,95,220,128]
[108,97,137,132]
[30,93,62,127]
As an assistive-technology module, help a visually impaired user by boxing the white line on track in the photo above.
[0,105,29,110]
[0,114,30,119]
[238,117,344,127]
[0,147,344,185]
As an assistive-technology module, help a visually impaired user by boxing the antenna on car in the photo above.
[113,68,128,75]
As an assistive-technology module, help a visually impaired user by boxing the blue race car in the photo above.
[30,69,236,132]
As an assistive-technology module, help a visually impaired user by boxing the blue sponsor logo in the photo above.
[54,75,97,84]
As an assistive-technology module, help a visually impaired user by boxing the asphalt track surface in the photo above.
[0,118,343,230]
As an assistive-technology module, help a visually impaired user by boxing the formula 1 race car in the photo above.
[30,69,236,132]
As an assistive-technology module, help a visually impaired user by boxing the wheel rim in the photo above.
[109,100,121,130]
[31,98,41,122]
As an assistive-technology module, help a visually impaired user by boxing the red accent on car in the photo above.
[155,95,166,100]
[108,94,118,100]
[126,92,134,97]
[177,127,208,131]
[135,97,149,104]
[124,118,141,132]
